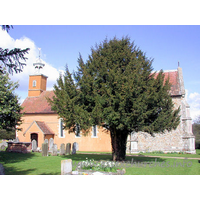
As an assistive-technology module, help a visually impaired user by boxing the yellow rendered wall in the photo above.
[17,113,112,152]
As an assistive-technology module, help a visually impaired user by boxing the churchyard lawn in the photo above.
[0,150,199,175]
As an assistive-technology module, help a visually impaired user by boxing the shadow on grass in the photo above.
[0,151,36,175]
[0,151,36,164]
[39,172,61,175]
[0,151,168,175]
[60,153,113,161]
[60,153,167,164]
[5,166,37,175]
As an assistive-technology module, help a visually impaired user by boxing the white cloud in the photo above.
[186,90,200,121]
[0,29,62,100]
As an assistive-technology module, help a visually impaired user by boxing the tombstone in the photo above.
[32,139,37,152]
[75,142,79,151]
[66,143,71,155]
[42,143,48,156]
[44,139,48,144]
[72,142,76,155]
[0,145,6,150]
[0,141,7,150]
[52,144,58,156]
[49,138,54,152]
[60,143,65,155]
[61,159,72,175]
[13,137,19,143]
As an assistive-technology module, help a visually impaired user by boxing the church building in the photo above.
[16,58,196,154]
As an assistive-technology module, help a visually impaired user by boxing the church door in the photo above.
[31,133,38,147]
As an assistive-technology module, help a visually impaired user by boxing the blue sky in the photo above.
[1,25,200,120]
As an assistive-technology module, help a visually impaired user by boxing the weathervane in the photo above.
[33,48,45,74]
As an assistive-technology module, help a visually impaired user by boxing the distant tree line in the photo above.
[192,116,200,149]
[0,25,29,139]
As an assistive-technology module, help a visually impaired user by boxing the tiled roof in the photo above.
[22,69,183,114]
[23,120,54,135]
[35,121,54,135]
[154,70,182,96]
[21,91,55,114]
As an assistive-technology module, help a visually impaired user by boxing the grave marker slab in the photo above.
[72,142,76,155]
[61,159,72,175]
[49,138,54,152]
[32,139,37,152]
[52,144,58,156]
[60,143,65,155]
[74,142,79,151]
[42,143,48,156]
[66,143,71,155]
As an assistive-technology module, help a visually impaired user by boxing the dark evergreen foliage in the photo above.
[192,116,200,149]
[0,25,30,74]
[50,37,180,161]
[0,68,23,133]
[1,25,13,32]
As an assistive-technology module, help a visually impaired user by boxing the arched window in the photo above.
[33,80,37,87]
[75,123,81,137]
[59,118,64,138]
[92,125,98,137]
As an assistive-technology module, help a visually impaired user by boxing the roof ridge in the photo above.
[152,69,178,73]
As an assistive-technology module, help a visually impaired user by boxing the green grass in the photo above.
[78,149,200,158]
[0,151,199,175]
[126,149,200,158]
[124,156,200,175]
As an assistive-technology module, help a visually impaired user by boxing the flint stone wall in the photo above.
[126,95,196,154]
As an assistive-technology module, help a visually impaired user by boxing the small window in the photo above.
[59,118,64,137]
[92,125,98,137]
[75,123,81,137]
[33,80,37,87]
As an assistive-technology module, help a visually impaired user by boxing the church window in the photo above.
[92,125,98,137]
[33,80,37,87]
[59,118,64,137]
[75,123,81,137]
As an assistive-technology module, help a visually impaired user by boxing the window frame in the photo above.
[59,118,64,138]
[33,80,37,87]
[91,125,98,138]
[75,123,81,138]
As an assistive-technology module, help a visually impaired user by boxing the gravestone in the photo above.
[52,144,58,156]
[0,141,7,150]
[49,138,54,152]
[75,142,79,151]
[32,139,37,152]
[42,143,48,156]
[72,142,76,155]
[0,145,6,150]
[0,141,8,148]
[44,139,48,144]
[60,143,65,155]
[13,137,19,143]
[61,159,72,175]
[66,143,71,155]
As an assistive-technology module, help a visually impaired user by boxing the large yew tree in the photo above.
[50,37,180,161]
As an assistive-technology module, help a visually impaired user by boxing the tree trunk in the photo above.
[110,127,128,161]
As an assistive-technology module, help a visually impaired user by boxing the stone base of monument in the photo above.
[61,159,126,175]
[71,169,126,175]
